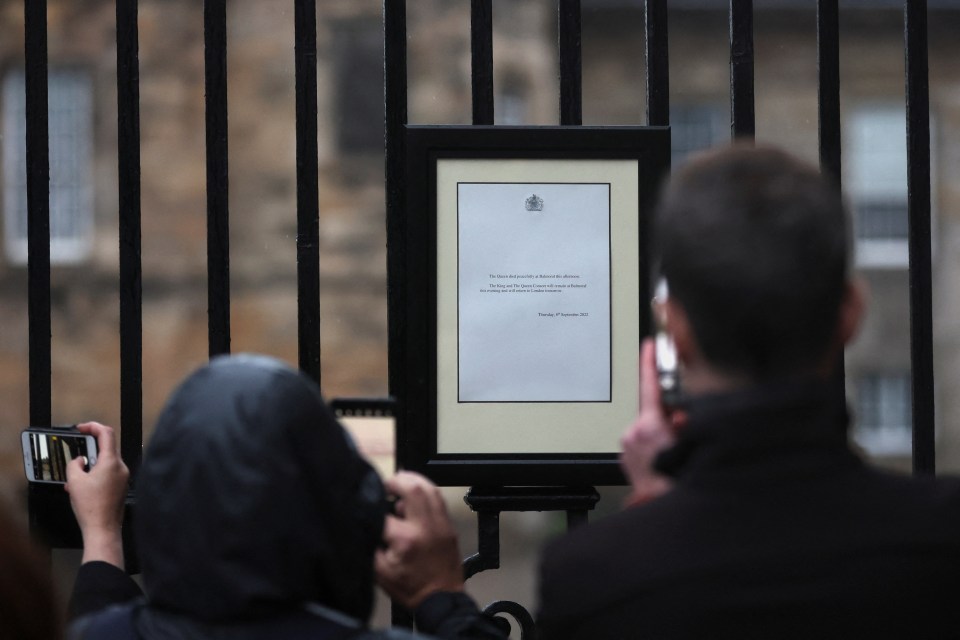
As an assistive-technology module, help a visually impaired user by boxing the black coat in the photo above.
[68,562,499,640]
[537,380,960,639]
[68,355,505,640]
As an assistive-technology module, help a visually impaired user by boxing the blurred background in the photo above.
[1,0,959,635]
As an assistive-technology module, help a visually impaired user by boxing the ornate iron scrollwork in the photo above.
[462,486,600,639]
[484,600,537,639]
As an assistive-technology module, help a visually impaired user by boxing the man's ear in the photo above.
[838,276,868,347]
[664,298,699,366]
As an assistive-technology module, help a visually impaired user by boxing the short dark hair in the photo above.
[656,143,850,379]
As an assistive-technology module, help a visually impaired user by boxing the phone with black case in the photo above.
[21,426,97,483]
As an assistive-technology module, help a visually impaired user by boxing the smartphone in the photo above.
[652,278,682,408]
[21,426,98,484]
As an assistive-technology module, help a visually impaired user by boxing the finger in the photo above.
[64,455,88,489]
[373,548,398,586]
[77,422,118,462]
[619,421,640,451]
[380,514,404,545]
[384,471,444,522]
[381,471,408,496]
[386,471,449,527]
[374,546,392,572]
[638,338,662,414]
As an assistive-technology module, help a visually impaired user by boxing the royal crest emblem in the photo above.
[525,194,544,212]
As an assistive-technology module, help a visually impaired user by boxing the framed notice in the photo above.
[395,125,670,486]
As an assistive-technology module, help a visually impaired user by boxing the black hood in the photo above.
[134,355,385,623]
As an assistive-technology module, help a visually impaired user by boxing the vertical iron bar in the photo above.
[817,0,846,410]
[204,0,230,357]
[729,0,755,139]
[471,0,494,125]
[385,0,408,405]
[904,0,935,475]
[384,0,412,626]
[644,0,669,127]
[643,0,668,354]
[558,0,582,126]
[295,0,321,384]
[817,0,841,183]
[117,0,143,477]
[25,0,51,428]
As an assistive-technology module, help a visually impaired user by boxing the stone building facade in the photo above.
[0,0,959,505]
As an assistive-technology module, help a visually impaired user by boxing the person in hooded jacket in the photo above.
[64,354,507,640]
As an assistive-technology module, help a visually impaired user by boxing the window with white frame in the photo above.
[670,104,727,167]
[852,372,912,457]
[846,104,911,269]
[3,69,94,264]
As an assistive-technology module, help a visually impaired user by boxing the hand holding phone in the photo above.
[374,471,464,609]
[63,422,130,569]
[620,338,677,506]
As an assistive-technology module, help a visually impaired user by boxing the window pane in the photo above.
[853,372,912,457]
[332,20,384,154]
[846,104,911,258]
[2,69,94,264]
[670,105,727,166]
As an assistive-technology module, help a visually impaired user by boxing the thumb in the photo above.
[64,455,88,488]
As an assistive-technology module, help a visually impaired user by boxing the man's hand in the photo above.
[65,422,129,569]
[374,471,464,610]
[620,338,678,506]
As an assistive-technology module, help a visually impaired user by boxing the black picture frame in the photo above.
[394,125,670,487]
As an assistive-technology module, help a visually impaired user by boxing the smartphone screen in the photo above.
[21,429,96,483]
[652,278,681,407]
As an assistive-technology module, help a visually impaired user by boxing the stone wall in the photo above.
[1,1,959,504]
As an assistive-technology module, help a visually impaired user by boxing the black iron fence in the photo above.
[384,1,934,479]
[21,0,936,635]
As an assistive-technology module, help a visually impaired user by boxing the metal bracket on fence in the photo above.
[328,402,600,638]
[462,486,600,639]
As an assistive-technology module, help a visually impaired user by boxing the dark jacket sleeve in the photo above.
[413,591,508,639]
[68,561,144,620]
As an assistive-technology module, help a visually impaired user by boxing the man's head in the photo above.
[135,355,386,623]
[657,143,862,384]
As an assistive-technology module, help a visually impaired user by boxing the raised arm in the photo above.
[375,471,507,639]
[65,422,129,569]
[619,338,678,507]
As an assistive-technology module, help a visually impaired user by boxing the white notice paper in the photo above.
[458,182,611,402]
